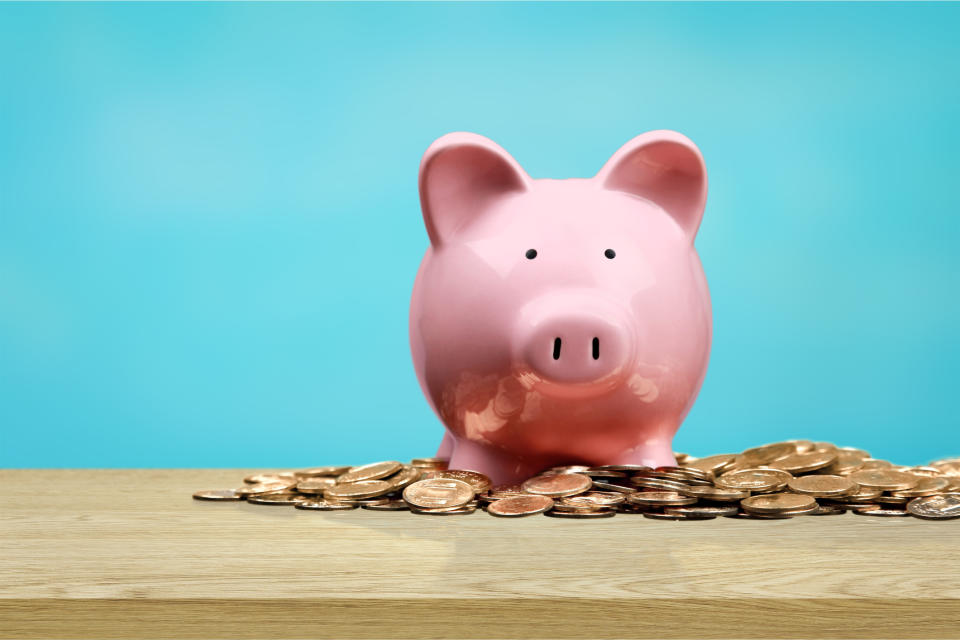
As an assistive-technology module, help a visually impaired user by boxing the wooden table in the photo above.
[2,469,959,639]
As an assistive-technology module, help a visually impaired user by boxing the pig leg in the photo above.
[435,430,455,458]
[606,441,677,469]
[448,438,546,486]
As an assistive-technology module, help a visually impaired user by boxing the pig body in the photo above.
[409,131,711,485]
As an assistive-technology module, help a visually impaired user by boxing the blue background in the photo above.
[1,2,958,468]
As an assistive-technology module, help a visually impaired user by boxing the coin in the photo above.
[678,485,749,502]
[590,464,651,473]
[384,465,422,490]
[247,492,305,505]
[558,491,627,508]
[626,491,697,507]
[787,475,857,498]
[737,442,796,466]
[402,478,475,509]
[243,473,295,485]
[294,498,358,511]
[853,508,911,517]
[630,477,690,492]
[295,478,337,494]
[236,480,297,496]
[715,468,792,493]
[890,477,950,498]
[436,470,492,493]
[590,481,636,493]
[664,505,738,517]
[907,494,960,520]
[522,473,592,497]
[337,461,403,484]
[411,505,477,515]
[324,479,394,500]
[487,495,555,517]
[361,499,410,511]
[741,493,817,515]
[848,469,918,491]
[410,457,449,469]
[683,453,737,475]
[767,451,837,474]
[192,489,243,501]
[544,508,616,518]
[294,466,351,478]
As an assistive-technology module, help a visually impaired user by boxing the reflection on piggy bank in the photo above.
[409,131,711,485]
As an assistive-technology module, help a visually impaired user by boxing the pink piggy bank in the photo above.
[409,131,711,485]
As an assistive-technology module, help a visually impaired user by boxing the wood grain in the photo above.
[1,469,959,639]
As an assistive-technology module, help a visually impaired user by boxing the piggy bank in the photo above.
[409,130,711,485]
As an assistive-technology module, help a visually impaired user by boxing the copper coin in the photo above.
[767,451,838,474]
[361,499,410,511]
[741,493,817,514]
[193,489,243,501]
[824,450,867,475]
[683,453,737,475]
[294,498,358,511]
[544,508,615,518]
[236,480,297,496]
[247,492,305,505]
[626,491,697,507]
[409,457,449,469]
[337,461,403,484]
[522,473,592,497]
[630,477,690,492]
[715,468,792,493]
[890,476,950,498]
[590,481,636,493]
[808,504,846,516]
[384,465,422,490]
[679,485,749,502]
[559,491,627,508]
[590,464,651,473]
[848,469,918,491]
[907,494,960,520]
[665,505,738,518]
[243,473,296,485]
[930,459,960,476]
[436,470,492,493]
[325,479,394,500]
[737,443,796,466]
[487,495,555,517]
[402,478,475,509]
[787,474,857,498]
[295,478,337,494]
[411,505,477,515]
[293,466,352,478]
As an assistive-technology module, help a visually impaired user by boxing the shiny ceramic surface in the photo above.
[410,130,712,484]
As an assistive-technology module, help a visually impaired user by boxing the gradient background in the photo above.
[1,2,958,468]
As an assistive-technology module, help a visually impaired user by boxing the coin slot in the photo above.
[553,337,562,360]
[592,337,599,360]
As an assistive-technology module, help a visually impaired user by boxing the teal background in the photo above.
[1,2,958,468]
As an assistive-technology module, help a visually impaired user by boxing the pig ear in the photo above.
[595,130,707,239]
[419,132,531,246]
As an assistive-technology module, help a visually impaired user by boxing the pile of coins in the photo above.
[193,441,960,520]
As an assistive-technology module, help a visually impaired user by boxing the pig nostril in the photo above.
[592,337,600,360]
[553,337,562,360]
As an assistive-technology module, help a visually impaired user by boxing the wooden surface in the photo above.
[2,469,959,640]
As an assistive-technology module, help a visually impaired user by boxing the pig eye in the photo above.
[525,249,538,260]
[604,249,616,259]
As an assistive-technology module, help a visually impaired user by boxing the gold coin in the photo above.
[295,478,337,494]
[679,485,749,502]
[243,472,295,485]
[337,461,403,484]
[848,469,918,491]
[402,478,475,509]
[741,493,817,514]
[294,466,351,478]
[522,473,592,497]
[715,468,792,493]
[436,470,492,493]
[907,494,960,520]
[487,495,555,517]
[236,480,297,496]
[324,479,394,500]
[787,474,857,498]
[767,451,838,474]
[890,476,950,497]
[295,498,357,511]
[247,492,305,505]
[626,491,697,507]
[192,489,243,501]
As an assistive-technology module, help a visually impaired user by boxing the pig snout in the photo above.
[512,293,634,388]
